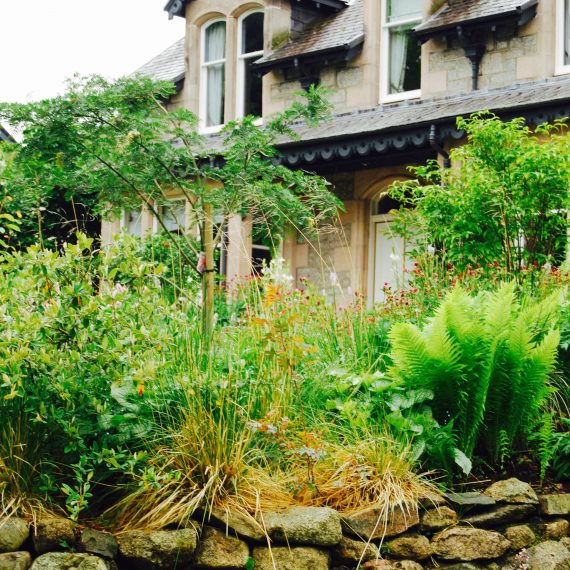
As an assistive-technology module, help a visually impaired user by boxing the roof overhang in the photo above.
[164,0,347,19]
[253,35,364,81]
[414,0,538,43]
[273,84,570,173]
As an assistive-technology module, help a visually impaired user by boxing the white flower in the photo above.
[329,271,338,286]
[427,244,436,255]
[390,252,401,262]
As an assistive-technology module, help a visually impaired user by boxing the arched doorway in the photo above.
[367,191,415,305]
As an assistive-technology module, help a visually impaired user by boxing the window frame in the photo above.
[200,18,227,133]
[380,0,422,103]
[120,207,143,237]
[236,9,265,120]
[153,197,189,234]
[556,0,570,75]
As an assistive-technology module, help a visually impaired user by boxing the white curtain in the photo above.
[205,22,226,126]
[389,27,409,93]
[207,64,225,126]
[566,0,570,65]
[126,208,142,236]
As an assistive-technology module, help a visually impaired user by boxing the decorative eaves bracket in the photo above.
[413,1,539,91]
[253,36,364,91]
[274,99,570,172]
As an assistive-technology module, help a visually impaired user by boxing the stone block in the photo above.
[337,68,363,89]
[252,546,330,570]
[539,495,570,516]
[207,507,265,542]
[118,528,197,569]
[331,536,379,566]
[432,527,511,561]
[0,518,30,553]
[386,534,431,560]
[342,505,419,540]
[262,506,342,546]
[194,526,250,569]
[462,504,536,528]
[541,519,570,540]
[30,553,112,569]
[32,518,76,555]
[78,528,118,560]
[504,524,536,549]
[421,507,458,531]
[0,551,32,570]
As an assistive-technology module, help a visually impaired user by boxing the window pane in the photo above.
[566,0,570,65]
[244,56,263,116]
[387,0,422,22]
[389,24,421,94]
[206,63,225,126]
[161,201,186,233]
[242,12,264,54]
[125,208,142,236]
[205,21,226,62]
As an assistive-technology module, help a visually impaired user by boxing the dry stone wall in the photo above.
[1,479,569,569]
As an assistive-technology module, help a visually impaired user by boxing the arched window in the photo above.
[237,11,264,118]
[202,20,226,128]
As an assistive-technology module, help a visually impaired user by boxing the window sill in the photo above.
[380,89,421,105]
[554,64,570,76]
[199,124,225,135]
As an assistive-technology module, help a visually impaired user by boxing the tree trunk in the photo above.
[202,201,215,344]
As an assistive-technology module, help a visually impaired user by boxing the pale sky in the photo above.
[0,1,186,103]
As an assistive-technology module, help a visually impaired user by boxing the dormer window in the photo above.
[557,0,570,74]
[382,0,422,102]
[201,20,226,129]
[237,11,264,118]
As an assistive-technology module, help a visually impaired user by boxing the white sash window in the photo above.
[237,11,264,118]
[557,0,570,74]
[202,20,226,128]
[382,0,422,102]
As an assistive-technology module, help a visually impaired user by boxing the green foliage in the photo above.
[0,76,340,251]
[388,284,561,474]
[551,419,570,481]
[390,113,570,272]
[0,76,341,336]
[0,234,194,516]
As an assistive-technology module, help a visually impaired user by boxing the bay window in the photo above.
[237,11,264,118]
[382,0,422,101]
[202,20,226,128]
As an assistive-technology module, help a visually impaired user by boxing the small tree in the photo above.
[389,113,570,273]
[0,76,341,340]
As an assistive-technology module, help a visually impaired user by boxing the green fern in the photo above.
[387,283,560,475]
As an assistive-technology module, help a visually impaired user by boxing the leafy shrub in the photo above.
[0,234,195,517]
[388,283,561,475]
[390,113,570,273]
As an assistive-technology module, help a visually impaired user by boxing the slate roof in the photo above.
[133,37,185,84]
[254,0,364,67]
[165,0,349,19]
[415,0,538,36]
[280,74,570,146]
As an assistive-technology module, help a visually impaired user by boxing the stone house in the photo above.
[102,0,570,304]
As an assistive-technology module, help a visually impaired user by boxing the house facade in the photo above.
[102,0,570,303]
